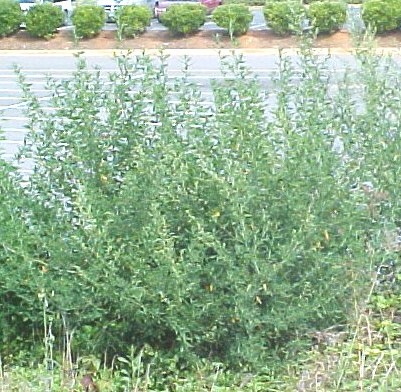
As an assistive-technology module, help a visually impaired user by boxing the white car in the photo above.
[96,0,155,21]
[18,0,73,25]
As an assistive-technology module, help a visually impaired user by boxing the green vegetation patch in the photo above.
[25,3,64,39]
[160,3,207,35]
[263,0,306,35]
[116,5,152,38]
[0,0,24,37]
[308,1,347,34]
[72,4,106,38]
[362,0,401,33]
[2,38,401,390]
[212,3,253,38]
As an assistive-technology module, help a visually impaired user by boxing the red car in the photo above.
[154,0,221,20]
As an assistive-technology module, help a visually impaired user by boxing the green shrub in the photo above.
[8,44,401,382]
[212,4,253,38]
[25,3,64,38]
[263,1,306,36]
[362,0,400,33]
[388,0,401,24]
[72,5,106,38]
[160,3,206,35]
[116,5,152,37]
[0,0,23,37]
[308,1,347,34]
[6,49,373,369]
[224,0,266,5]
[305,0,361,3]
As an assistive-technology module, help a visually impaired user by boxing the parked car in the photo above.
[154,0,221,20]
[18,0,73,24]
[18,0,35,13]
[96,0,155,21]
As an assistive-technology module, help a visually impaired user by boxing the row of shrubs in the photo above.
[264,1,346,36]
[162,1,345,37]
[0,0,153,39]
[0,0,62,38]
[161,0,401,37]
[225,0,363,5]
[0,0,400,40]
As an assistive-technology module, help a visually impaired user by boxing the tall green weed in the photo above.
[2,45,401,388]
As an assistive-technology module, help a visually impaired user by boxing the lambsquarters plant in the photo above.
[2,39,401,389]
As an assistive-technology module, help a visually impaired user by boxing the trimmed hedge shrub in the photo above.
[0,0,24,37]
[361,0,401,33]
[25,3,64,39]
[72,5,106,38]
[116,5,152,37]
[308,1,347,34]
[212,4,253,38]
[224,0,265,5]
[263,1,306,36]
[160,3,207,35]
[304,0,362,3]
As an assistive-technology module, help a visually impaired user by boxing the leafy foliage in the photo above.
[0,160,43,356]
[308,1,347,34]
[263,1,306,36]
[226,0,265,5]
[72,5,106,38]
[25,3,64,39]
[4,39,401,388]
[212,3,253,38]
[116,5,152,38]
[361,0,401,33]
[0,0,23,37]
[160,3,207,35]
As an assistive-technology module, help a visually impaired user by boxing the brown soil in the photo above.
[1,29,401,51]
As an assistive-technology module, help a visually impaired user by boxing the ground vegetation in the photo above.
[1,36,401,390]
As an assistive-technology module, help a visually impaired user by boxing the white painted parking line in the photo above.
[1,116,29,120]
[0,68,280,73]
[0,81,48,85]
[1,127,26,135]
[0,106,57,111]
[0,88,48,92]
[0,97,21,101]
[1,140,24,144]
[0,96,52,110]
